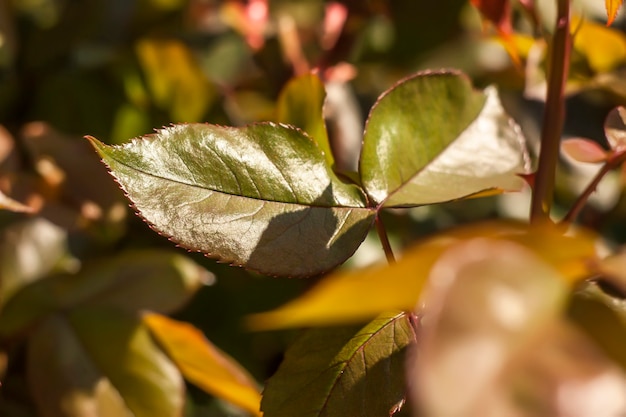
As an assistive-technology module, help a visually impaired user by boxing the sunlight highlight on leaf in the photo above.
[144,314,262,417]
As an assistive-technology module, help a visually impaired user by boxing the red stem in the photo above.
[530,0,571,223]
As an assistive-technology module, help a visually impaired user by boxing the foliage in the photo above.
[2,1,626,417]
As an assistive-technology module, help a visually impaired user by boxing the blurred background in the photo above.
[2,0,626,415]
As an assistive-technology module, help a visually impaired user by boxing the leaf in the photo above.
[604,106,626,151]
[412,240,626,416]
[28,309,184,417]
[144,313,262,416]
[276,73,333,167]
[606,0,624,26]
[0,218,68,307]
[261,312,415,417]
[360,71,528,207]
[0,250,208,339]
[247,221,597,329]
[571,17,626,73]
[88,124,375,277]
[471,0,512,35]
[136,38,215,122]
[561,138,609,163]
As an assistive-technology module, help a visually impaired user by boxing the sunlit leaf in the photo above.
[561,138,609,163]
[28,309,184,417]
[136,38,215,122]
[606,0,624,26]
[144,313,262,416]
[247,221,597,329]
[412,239,626,417]
[604,106,626,151]
[261,312,415,417]
[360,71,528,207]
[571,17,626,73]
[276,73,332,167]
[0,250,208,339]
[88,124,375,277]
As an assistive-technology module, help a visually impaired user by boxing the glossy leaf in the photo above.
[360,71,527,207]
[561,138,609,163]
[28,309,184,417]
[606,0,624,26]
[88,124,375,277]
[276,73,332,167]
[248,222,597,329]
[261,312,415,417]
[412,239,626,416]
[604,106,626,151]
[0,250,208,339]
[144,313,262,416]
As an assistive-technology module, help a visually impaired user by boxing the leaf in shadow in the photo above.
[88,123,375,277]
[28,309,183,417]
[261,312,415,417]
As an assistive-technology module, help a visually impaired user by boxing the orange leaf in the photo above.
[606,0,624,26]
[144,313,262,416]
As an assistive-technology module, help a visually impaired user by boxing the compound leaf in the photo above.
[261,312,415,417]
[88,124,374,277]
[360,71,528,207]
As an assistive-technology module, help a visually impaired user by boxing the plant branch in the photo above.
[375,214,396,264]
[530,0,571,223]
[561,152,626,224]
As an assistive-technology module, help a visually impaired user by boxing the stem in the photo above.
[375,214,396,264]
[561,152,626,224]
[529,0,571,223]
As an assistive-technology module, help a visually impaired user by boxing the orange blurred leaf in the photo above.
[144,313,262,416]
[606,0,624,26]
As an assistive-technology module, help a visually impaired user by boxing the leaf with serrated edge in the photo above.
[88,123,374,277]
[28,310,183,417]
[247,221,597,330]
[277,73,332,167]
[361,70,528,207]
[144,313,262,417]
[261,312,415,417]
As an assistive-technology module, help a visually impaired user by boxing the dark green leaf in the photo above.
[261,312,415,417]
[88,124,375,277]
[276,73,332,167]
[360,70,527,207]
[28,309,184,417]
[0,250,208,339]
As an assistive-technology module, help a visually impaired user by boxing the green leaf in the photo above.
[0,250,208,339]
[360,70,528,207]
[261,312,415,417]
[247,221,597,329]
[88,124,375,277]
[276,73,332,167]
[28,309,184,417]
[144,313,262,416]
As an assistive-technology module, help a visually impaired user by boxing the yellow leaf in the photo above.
[572,16,626,73]
[247,221,598,330]
[144,313,262,416]
[606,0,624,26]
